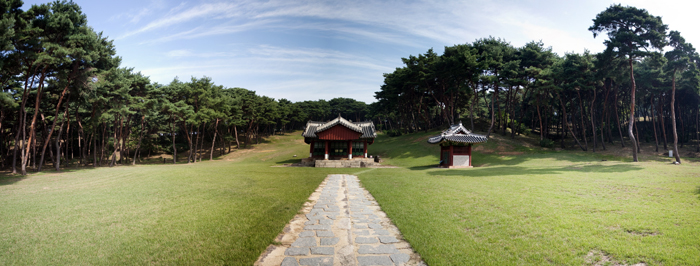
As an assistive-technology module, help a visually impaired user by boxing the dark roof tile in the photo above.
[302,116,376,139]
[427,122,487,144]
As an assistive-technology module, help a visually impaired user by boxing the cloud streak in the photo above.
[119,2,243,39]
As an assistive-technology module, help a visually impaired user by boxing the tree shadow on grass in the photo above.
[406,150,605,170]
[0,174,24,185]
[425,163,642,177]
[0,166,130,186]
[275,159,301,165]
[407,165,436,171]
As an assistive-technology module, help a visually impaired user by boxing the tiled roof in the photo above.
[354,121,377,138]
[302,116,377,139]
[427,122,487,144]
[316,116,362,133]
[302,121,322,138]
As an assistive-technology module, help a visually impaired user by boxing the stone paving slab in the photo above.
[255,174,425,266]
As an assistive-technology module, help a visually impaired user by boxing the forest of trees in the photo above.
[2,1,698,175]
[0,0,370,175]
[373,4,700,163]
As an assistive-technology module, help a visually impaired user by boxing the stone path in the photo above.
[255,174,424,266]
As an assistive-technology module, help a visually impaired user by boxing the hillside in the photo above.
[358,130,700,265]
[1,131,699,265]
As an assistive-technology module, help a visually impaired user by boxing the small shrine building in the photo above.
[427,122,487,168]
[302,115,377,160]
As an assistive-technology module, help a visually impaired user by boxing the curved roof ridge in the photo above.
[316,116,362,133]
[428,123,487,144]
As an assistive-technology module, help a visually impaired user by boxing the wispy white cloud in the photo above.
[118,0,649,103]
[119,0,475,45]
[142,19,276,44]
[164,49,236,58]
[119,2,244,39]
[248,45,394,72]
[109,0,167,24]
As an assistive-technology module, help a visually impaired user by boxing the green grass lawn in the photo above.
[1,131,699,265]
[360,131,700,265]
[0,134,357,265]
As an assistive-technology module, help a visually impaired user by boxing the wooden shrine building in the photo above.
[302,115,377,160]
[427,122,487,168]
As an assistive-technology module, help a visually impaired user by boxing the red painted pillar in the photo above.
[363,140,368,158]
[468,144,472,166]
[449,145,454,167]
[324,141,329,160]
[309,141,314,158]
[348,141,352,159]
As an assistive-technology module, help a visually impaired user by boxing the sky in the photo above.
[20,0,700,103]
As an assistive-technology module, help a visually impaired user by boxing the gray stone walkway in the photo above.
[255,174,424,266]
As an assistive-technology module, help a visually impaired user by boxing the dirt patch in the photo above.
[473,145,494,153]
[497,151,524,155]
[411,135,431,143]
[625,229,660,237]
[495,144,513,152]
[585,250,646,266]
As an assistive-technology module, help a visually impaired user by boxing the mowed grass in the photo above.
[359,131,700,265]
[2,131,699,265]
[0,134,356,265]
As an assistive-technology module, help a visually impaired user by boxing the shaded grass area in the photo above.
[359,131,700,265]
[3,129,699,265]
[0,133,355,265]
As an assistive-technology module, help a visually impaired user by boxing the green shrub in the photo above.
[386,129,403,137]
[540,138,555,148]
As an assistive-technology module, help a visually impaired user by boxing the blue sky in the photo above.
[20,0,700,103]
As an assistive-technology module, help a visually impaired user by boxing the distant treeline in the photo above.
[2,1,697,175]
[373,4,700,163]
[0,0,372,174]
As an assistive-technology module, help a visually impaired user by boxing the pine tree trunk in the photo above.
[198,123,205,162]
[55,104,70,171]
[132,116,146,165]
[536,97,543,141]
[577,90,588,151]
[600,86,608,151]
[93,127,98,167]
[470,84,477,131]
[210,119,219,160]
[510,86,520,138]
[109,119,119,167]
[180,120,194,163]
[614,88,625,147]
[659,94,668,150]
[590,88,597,152]
[37,83,71,172]
[558,93,585,151]
[634,113,641,153]
[194,123,202,162]
[651,97,659,152]
[670,72,681,163]
[696,106,699,152]
[486,78,498,137]
[627,59,639,161]
[77,110,85,166]
[678,103,685,148]
[234,125,240,149]
[21,68,49,175]
[171,115,177,164]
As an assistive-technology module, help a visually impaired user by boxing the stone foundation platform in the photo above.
[300,158,379,168]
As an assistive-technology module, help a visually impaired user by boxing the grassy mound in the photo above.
[0,134,357,265]
[360,130,700,265]
[1,130,698,265]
